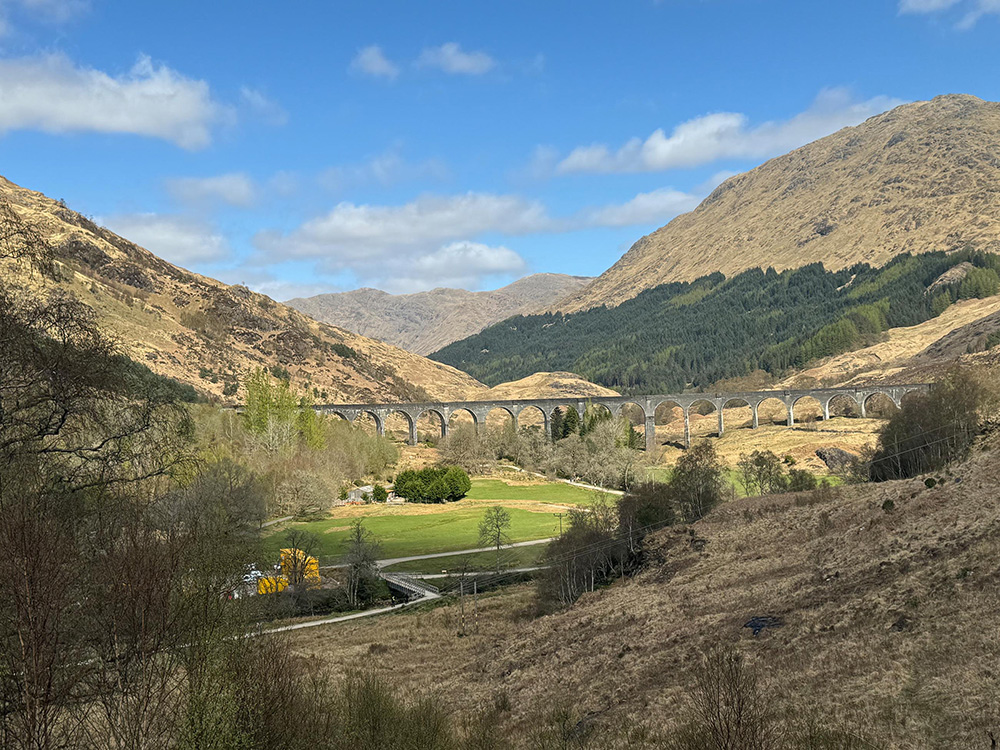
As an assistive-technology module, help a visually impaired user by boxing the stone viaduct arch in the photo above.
[316,384,929,450]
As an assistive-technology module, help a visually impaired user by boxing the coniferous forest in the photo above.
[431,250,1000,393]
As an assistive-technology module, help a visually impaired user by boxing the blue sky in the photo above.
[0,0,998,298]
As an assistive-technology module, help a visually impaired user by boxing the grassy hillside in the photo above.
[557,94,1000,314]
[290,424,1000,748]
[432,251,1000,393]
[0,176,484,404]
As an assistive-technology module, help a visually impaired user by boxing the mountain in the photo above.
[431,251,1000,392]
[0,176,484,404]
[286,274,591,355]
[556,94,1000,314]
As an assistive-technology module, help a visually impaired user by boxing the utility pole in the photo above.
[473,579,479,634]
[459,580,466,636]
[556,512,564,535]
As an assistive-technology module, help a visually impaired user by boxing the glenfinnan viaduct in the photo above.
[316,384,929,450]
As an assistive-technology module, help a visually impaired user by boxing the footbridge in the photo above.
[317,384,929,451]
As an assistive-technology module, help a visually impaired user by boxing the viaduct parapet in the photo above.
[316,384,929,450]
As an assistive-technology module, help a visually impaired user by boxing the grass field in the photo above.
[381,544,547,574]
[464,478,599,505]
[261,477,590,563]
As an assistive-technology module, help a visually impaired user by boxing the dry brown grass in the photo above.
[779,295,1000,388]
[651,408,883,475]
[556,94,1000,314]
[479,371,620,400]
[0,176,484,404]
[289,429,1000,748]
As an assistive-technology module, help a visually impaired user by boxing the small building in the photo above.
[346,485,397,503]
[347,485,374,503]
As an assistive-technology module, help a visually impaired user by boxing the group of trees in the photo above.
[537,442,727,611]
[440,414,646,491]
[433,249,1000,393]
[0,220,285,748]
[393,466,472,503]
[864,367,997,481]
[194,371,398,518]
[738,450,820,495]
[549,404,642,447]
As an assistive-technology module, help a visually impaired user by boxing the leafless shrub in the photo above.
[667,647,782,750]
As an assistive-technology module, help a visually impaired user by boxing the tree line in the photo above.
[432,249,1000,393]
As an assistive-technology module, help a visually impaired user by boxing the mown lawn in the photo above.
[464,478,600,505]
[263,503,560,564]
[261,477,594,564]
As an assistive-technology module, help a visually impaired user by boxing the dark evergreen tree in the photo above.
[550,407,564,443]
[561,407,580,438]
[431,251,1000,395]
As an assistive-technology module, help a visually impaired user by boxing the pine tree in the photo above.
[550,407,564,443]
[561,407,579,438]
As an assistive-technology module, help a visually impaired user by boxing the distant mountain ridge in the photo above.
[287,273,591,355]
[556,94,1000,313]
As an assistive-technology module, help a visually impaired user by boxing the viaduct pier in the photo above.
[316,384,929,450]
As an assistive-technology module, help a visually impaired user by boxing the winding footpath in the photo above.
[264,538,554,634]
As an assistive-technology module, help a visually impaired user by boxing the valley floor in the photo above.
[287,429,1000,748]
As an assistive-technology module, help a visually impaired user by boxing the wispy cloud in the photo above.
[899,0,1000,27]
[350,45,400,79]
[165,173,258,208]
[545,88,902,175]
[377,241,527,293]
[0,0,88,35]
[318,147,450,190]
[255,193,550,263]
[239,86,288,125]
[581,188,701,227]
[0,53,224,149]
[101,213,232,266]
[416,43,495,75]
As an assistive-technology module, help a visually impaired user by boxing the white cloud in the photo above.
[0,53,223,148]
[250,184,710,292]
[166,173,257,208]
[212,269,339,302]
[255,192,550,261]
[899,0,1000,25]
[319,148,450,190]
[958,0,1000,26]
[102,213,231,266]
[350,45,399,79]
[899,0,962,9]
[552,88,903,175]
[0,0,87,34]
[380,242,527,293]
[582,188,701,227]
[416,43,495,75]
[239,86,287,125]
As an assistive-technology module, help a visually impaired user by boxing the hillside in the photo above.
[478,371,619,400]
[287,274,591,355]
[781,293,1000,388]
[556,94,1000,314]
[432,251,1000,393]
[0,176,485,404]
[292,427,1000,747]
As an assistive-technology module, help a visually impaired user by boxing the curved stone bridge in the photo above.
[317,384,929,450]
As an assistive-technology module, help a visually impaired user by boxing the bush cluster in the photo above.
[393,466,472,503]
